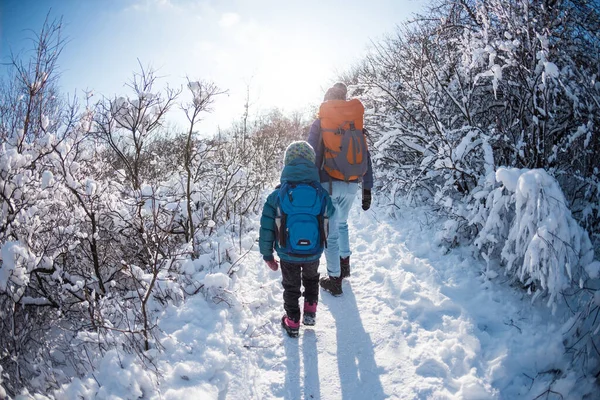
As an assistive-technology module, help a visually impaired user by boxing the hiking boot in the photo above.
[281,315,300,338]
[340,256,351,279]
[319,276,343,296]
[303,300,317,326]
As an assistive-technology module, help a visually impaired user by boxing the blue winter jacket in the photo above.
[307,119,374,190]
[259,158,335,263]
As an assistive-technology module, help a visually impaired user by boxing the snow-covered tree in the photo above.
[356,0,599,240]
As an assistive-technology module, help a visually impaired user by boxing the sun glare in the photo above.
[255,45,331,114]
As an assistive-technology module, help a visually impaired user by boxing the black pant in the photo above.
[280,260,320,322]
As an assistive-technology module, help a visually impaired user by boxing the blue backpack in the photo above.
[275,182,328,257]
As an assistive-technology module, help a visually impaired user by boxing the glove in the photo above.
[265,259,279,271]
[362,189,372,211]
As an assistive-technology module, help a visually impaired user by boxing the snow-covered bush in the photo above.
[476,168,595,308]
[471,167,600,379]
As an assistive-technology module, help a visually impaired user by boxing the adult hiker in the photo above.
[307,82,374,296]
[259,141,335,338]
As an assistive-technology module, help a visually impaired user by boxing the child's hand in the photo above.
[265,259,279,271]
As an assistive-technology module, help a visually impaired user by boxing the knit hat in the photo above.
[323,82,348,101]
[284,141,316,165]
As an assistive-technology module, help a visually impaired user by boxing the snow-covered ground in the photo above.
[55,200,595,399]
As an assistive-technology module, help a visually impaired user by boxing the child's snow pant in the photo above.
[280,260,320,322]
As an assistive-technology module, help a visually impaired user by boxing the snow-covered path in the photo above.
[137,201,581,400]
[222,205,490,399]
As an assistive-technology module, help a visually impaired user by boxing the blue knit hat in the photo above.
[284,141,316,165]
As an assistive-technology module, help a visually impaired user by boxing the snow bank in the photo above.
[55,350,155,400]
[52,255,237,399]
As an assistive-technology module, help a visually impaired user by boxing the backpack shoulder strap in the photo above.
[317,121,326,171]
[275,184,287,248]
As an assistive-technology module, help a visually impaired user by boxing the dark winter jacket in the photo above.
[259,158,335,263]
[307,119,374,190]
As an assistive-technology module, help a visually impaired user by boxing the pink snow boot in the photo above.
[281,315,300,338]
[303,300,317,326]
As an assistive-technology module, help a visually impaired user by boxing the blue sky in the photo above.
[0,0,425,132]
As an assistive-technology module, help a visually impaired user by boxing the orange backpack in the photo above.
[319,99,368,182]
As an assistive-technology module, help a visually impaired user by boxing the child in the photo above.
[259,141,335,338]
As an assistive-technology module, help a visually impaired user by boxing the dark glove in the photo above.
[362,189,372,211]
[265,259,279,271]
